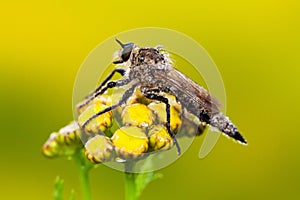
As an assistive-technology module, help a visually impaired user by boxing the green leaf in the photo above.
[135,171,163,198]
[134,156,163,198]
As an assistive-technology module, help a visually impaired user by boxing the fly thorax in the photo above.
[131,47,168,68]
[129,47,170,84]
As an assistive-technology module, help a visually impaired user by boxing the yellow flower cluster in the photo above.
[42,89,205,163]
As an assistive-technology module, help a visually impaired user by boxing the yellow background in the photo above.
[1,0,299,199]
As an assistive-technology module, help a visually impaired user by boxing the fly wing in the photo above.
[154,67,247,145]
[154,68,221,113]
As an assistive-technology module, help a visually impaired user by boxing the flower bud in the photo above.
[76,94,112,114]
[42,132,60,157]
[181,113,206,137]
[78,103,112,134]
[164,94,182,112]
[58,122,82,145]
[93,94,112,106]
[85,135,114,163]
[148,125,173,151]
[148,102,181,132]
[42,122,83,158]
[127,89,152,105]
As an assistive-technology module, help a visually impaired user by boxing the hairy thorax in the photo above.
[128,47,171,85]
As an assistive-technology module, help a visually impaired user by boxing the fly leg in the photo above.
[77,68,126,110]
[143,93,181,155]
[86,68,126,98]
[77,78,130,111]
[81,84,137,130]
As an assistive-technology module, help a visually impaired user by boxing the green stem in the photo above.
[78,165,91,200]
[124,163,138,200]
[74,151,92,200]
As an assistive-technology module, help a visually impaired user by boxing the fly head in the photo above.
[113,39,135,64]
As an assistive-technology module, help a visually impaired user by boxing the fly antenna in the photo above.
[115,38,125,48]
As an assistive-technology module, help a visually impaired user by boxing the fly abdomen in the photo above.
[210,113,247,144]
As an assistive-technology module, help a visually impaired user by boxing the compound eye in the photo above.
[114,39,134,64]
[121,42,134,62]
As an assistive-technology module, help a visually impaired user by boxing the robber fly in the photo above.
[77,39,247,155]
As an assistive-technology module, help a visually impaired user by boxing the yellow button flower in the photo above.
[93,94,112,106]
[111,126,148,159]
[126,89,152,105]
[148,125,173,151]
[78,103,112,134]
[148,102,182,132]
[121,103,154,128]
[76,94,112,114]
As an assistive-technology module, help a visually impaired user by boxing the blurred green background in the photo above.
[1,0,299,199]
